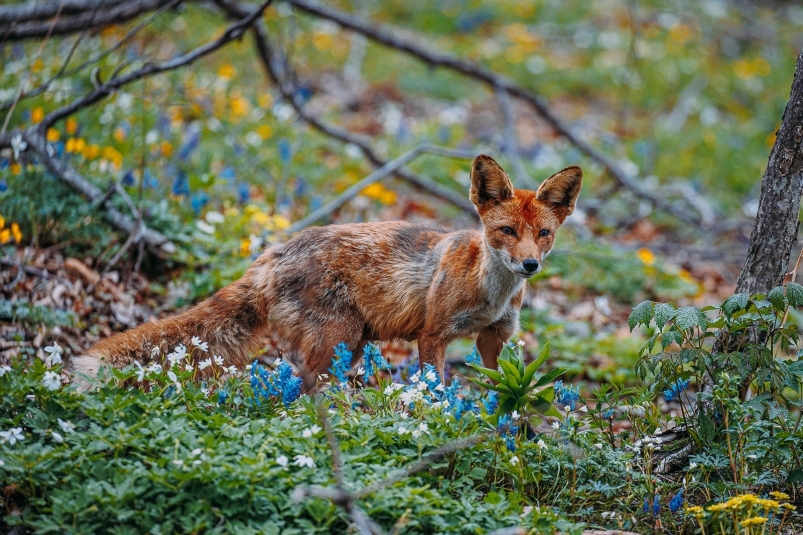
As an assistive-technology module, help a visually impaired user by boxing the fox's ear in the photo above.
[536,166,583,221]
[469,154,514,209]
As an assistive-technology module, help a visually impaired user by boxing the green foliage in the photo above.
[0,298,77,328]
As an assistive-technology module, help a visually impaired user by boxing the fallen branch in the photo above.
[278,0,706,227]
[285,144,475,234]
[19,130,176,254]
[210,1,479,217]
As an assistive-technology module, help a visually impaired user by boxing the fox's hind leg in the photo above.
[292,312,366,385]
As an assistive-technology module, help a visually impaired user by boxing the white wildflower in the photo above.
[214,355,224,366]
[172,459,184,466]
[198,358,212,370]
[536,439,547,449]
[225,366,237,375]
[411,429,422,438]
[185,363,194,372]
[191,448,203,457]
[44,342,63,364]
[418,423,429,434]
[434,384,445,392]
[43,371,61,390]
[167,371,178,383]
[57,418,75,433]
[52,431,64,443]
[399,411,409,420]
[151,346,161,357]
[511,455,520,465]
[516,340,525,347]
[357,366,365,376]
[276,455,289,467]
[0,365,12,376]
[397,426,409,435]
[511,410,520,420]
[134,362,145,382]
[409,371,420,383]
[551,421,560,430]
[191,337,208,352]
[293,454,315,468]
[11,133,27,160]
[424,370,437,382]
[0,427,24,445]
[594,443,603,449]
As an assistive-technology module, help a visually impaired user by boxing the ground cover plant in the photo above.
[2,0,803,533]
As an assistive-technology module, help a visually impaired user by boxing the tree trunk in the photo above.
[735,49,803,295]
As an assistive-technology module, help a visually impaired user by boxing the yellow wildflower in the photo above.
[31,107,44,124]
[678,269,696,284]
[379,190,397,205]
[0,214,4,228]
[312,32,333,51]
[230,96,250,117]
[257,125,273,140]
[740,517,766,527]
[10,163,21,175]
[272,215,290,231]
[755,498,780,510]
[636,248,656,266]
[113,127,127,142]
[218,64,236,79]
[258,94,274,109]
[101,146,123,170]
[769,491,789,501]
[46,128,60,142]
[11,222,21,243]
[685,506,703,515]
[65,117,78,135]
[82,144,100,160]
[161,141,174,157]
[65,138,86,154]
[781,503,795,511]
[0,229,9,243]
[240,238,251,257]
[32,58,44,73]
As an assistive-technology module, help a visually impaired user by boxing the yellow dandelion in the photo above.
[257,124,273,140]
[82,144,100,160]
[781,503,795,511]
[46,128,60,142]
[740,517,766,527]
[11,222,21,243]
[218,64,236,79]
[636,248,656,266]
[769,491,789,501]
[0,228,9,243]
[65,117,78,135]
[31,107,44,124]
[161,141,174,158]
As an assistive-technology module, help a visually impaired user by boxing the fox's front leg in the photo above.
[417,332,448,382]
[476,306,520,371]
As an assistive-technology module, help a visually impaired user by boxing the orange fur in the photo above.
[74,155,582,385]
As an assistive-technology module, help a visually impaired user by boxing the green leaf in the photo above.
[722,293,749,317]
[653,302,676,330]
[673,306,708,332]
[628,300,653,331]
[467,364,505,384]
[498,345,515,363]
[498,396,518,415]
[466,377,512,394]
[498,359,522,384]
[532,342,551,369]
[787,282,803,307]
[786,467,803,483]
[529,389,560,418]
[767,286,786,311]
[661,329,684,349]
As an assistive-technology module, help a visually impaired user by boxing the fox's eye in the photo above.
[539,229,550,238]
[501,226,515,236]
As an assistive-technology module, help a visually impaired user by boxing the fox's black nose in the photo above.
[523,258,540,272]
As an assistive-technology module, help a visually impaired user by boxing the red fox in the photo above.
[71,155,581,385]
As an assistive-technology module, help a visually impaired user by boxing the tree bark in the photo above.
[735,49,803,295]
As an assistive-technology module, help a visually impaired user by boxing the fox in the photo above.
[71,154,582,387]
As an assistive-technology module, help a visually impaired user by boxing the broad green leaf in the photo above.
[498,396,518,415]
[467,364,505,384]
[787,282,803,307]
[653,302,676,330]
[532,368,567,389]
[767,286,786,311]
[673,306,708,332]
[466,377,512,394]
[532,342,551,368]
[722,293,749,317]
[661,330,683,349]
[498,359,522,384]
[628,300,653,331]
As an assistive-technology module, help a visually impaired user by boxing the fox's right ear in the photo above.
[469,154,514,210]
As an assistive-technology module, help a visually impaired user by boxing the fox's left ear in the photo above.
[536,166,583,222]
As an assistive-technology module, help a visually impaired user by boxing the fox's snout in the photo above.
[522,258,540,273]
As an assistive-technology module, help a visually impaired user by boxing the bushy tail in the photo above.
[72,264,271,386]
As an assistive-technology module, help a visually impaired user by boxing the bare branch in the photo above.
[0,0,128,25]
[39,0,274,129]
[211,0,479,217]
[0,0,180,42]
[285,144,475,234]
[276,0,706,227]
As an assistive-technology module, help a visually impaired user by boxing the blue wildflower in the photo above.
[163,385,175,399]
[0,179,7,192]
[329,342,353,387]
[219,166,236,181]
[422,363,441,391]
[122,170,136,187]
[453,397,479,421]
[391,354,420,384]
[171,172,189,196]
[362,342,390,380]
[669,489,683,513]
[250,360,303,408]
[442,376,460,407]
[653,494,661,516]
[217,390,229,405]
[554,380,580,411]
[664,378,690,402]
[603,408,615,420]
[465,348,481,366]
[643,497,649,514]
[191,192,209,215]
[482,391,499,414]
[179,127,200,160]
[237,183,250,204]
[497,414,519,452]
[278,138,291,163]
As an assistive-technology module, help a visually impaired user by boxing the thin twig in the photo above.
[0,258,72,284]
[285,144,475,234]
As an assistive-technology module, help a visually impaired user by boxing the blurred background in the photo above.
[1,0,803,384]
